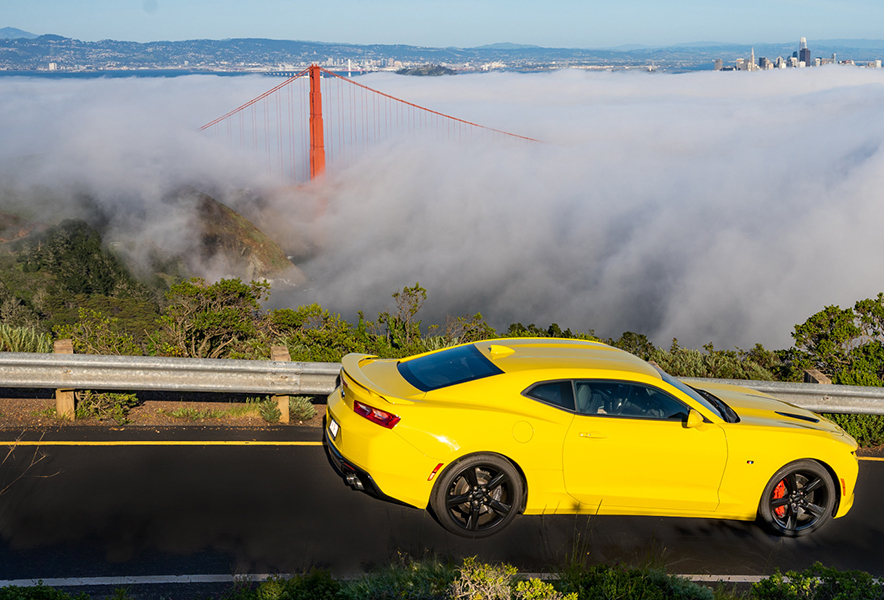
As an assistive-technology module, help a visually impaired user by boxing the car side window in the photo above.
[525,381,575,412]
[574,381,688,421]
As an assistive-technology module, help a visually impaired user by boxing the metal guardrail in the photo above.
[683,377,884,415]
[0,353,341,396]
[0,353,883,414]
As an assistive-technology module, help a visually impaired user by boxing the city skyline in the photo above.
[6,0,884,49]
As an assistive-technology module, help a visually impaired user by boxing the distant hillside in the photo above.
[0,190,305,285]
[190,190,306,284]
[0,27,38,40]
[0,210,45,243]
[472,43,542,50]
[1,33,883,73]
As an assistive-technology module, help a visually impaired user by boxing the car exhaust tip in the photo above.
[345,474,365,491]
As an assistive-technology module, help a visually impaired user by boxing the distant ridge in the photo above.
[471,42,542,50]
[3,34,884,72]
[0,27,38,40]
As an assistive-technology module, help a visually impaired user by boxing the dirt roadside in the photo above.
[0,395,326,429]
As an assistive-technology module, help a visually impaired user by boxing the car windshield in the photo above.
[397,344,504,392]
[656,369,727,420]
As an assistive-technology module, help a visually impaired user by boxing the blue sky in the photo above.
[6,0,884,47]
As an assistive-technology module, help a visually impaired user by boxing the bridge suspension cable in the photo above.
[199,64,539,185]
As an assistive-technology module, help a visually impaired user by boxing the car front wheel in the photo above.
[759,459,836,537]
[430,453,523,538]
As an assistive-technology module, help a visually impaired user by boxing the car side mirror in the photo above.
[685,408,704,429]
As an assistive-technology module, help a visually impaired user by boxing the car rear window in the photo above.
[398,344,504,392]
[525,381,575,411]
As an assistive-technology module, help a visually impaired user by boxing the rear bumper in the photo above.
[325,391,438,509]
[325,432,405,505]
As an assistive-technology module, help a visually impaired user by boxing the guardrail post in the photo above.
[271,346,291,424]
[804,369,832,384]
[53,339,76,418]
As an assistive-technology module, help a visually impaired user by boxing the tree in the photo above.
[155,278,269,359]
[791,295,884,386]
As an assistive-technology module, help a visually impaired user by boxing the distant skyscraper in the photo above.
[799,37,811,66]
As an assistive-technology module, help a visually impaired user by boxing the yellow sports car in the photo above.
[325,338,858,538]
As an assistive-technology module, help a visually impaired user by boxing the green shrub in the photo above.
[0,586,91,600]
[75,390,140,425]
[160,406,225,421]
[558,565,713,600]
[752,563,884,600]
[514,578,576,600]
[650,341,776,381]
[821,413,884,447]
[223,570,341,600]
[0,323,52,353]
[791,294,884,386]
[608,331,655,360]
[450,557,519,600]
[53,308,142,355]
[266,303,368,362]
[339,555,456,600]
[248,396,281,423]
[46,294,160,347]
[289,396,317,422]
[155,278,269,359]
[505,322,596,341]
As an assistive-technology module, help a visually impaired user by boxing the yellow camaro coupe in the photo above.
[325,338,858,538]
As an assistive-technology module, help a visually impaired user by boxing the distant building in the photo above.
[713,58,723,71]
[759,57,771,70]
[799,37,811,68]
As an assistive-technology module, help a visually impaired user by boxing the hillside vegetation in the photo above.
[4,218,884,387]
[4,217,884,380]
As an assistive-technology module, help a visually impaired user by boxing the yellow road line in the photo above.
[859,456,884,461]
[0,441,323,447]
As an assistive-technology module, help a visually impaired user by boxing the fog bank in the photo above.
[3,68,884,349]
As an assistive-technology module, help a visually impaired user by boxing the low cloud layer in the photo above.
[3,68,884,349]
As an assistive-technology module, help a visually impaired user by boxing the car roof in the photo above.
[470,337,662,380]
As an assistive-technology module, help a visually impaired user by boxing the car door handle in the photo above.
[579,431,607,439]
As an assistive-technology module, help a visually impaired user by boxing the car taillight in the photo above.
[353,400,400,429]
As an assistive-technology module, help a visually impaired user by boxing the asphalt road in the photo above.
[1,426,882,582]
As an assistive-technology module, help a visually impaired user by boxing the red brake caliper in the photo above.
[773,480,787,518]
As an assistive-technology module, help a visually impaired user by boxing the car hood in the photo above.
[689,381,847,436]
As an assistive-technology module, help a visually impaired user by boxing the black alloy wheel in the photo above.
[759,459,836,537]
[430,453,523,538]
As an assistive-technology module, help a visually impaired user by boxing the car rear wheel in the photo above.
[430,453,523,538]
[759,459,835,537]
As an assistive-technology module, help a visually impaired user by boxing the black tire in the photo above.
[758,459,836,537]
[430,453,523,538]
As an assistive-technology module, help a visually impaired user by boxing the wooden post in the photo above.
[53,339,75,418]
[271,345,291,424]
[804,369,832,384]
